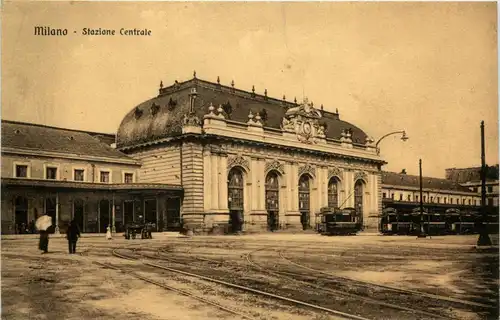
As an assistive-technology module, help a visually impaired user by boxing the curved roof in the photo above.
[117,78,369,148]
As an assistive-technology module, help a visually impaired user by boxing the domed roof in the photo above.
[116,77,369,149]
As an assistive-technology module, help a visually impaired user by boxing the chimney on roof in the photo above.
[400,169,407,174]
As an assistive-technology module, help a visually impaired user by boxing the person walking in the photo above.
[66,220,81,254]
[106,225,112,240]
[39,229,49,254]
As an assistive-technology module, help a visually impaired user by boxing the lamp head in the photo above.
[401,131,409,142]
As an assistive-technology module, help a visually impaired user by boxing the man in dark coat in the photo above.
[39,230,49,254]
[66,220,81,254]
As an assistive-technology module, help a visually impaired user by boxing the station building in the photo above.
[381,170,483,214]
[2,74,386,234]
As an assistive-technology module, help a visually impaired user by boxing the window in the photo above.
[100,171,110,183]
[383,193,387,199]
[407,195,411,202]
[488,186,493,193]
[430,196,434,203]
[415,195,419,202]
[423,196,427,202]
[327,178,339,208]
[462,199,465,205]
[74,169,85,181]
[468,199,471,205]
[124,173,134,184]
[15,165,28,178]
[436,197,440,203]
[399,194,403,201]
[46,167,57,180]
[391,194,395,200]
[444,198,447,204]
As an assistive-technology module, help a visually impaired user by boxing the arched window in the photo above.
[327,177,339,208]
[228,168,244,210]
[298,175,311,230]
[265,172,279,211]
[354,180,364,223]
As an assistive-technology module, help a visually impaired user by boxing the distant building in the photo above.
[1,120,182,235]
[381,170,481,214]
[445,165,499,207]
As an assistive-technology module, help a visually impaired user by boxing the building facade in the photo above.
[1,121,182,234]
[445,165,499,208]
[381,170,482,214]
[116,75,385,233]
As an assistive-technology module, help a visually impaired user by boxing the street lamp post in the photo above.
[477,121,492,246]
[375,130,409,155]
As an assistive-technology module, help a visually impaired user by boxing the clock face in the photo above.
[303,122,312,135]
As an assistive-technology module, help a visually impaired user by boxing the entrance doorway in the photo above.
[354,180,364,227]
[298,174,311,230]
[265,171,279,231]
[124,200,134,226]
[15,196,28,234]
[99,200,110,233]
[144,199,157,231]
[45,197,57,234]
[73,199,84,231]
[166,197,181,231]
[228,167,244,233]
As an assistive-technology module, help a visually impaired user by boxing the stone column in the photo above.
[112,193,116,233]
[257,159,266,211]
[203,150,212,212]
[250,158,259,212]
[211,154,219,210]
[55,193,60,234]
[218,155,229,211]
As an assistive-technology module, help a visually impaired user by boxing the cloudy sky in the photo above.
[2,2,498,178]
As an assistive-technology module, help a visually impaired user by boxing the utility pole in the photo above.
[418,159,427,238]
[477,121,492,246]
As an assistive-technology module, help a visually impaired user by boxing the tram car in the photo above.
[445,208,477,235]
[318,207,362,236]
[379,208,413,235]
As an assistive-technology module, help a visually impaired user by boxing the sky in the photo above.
[2,1,498,178]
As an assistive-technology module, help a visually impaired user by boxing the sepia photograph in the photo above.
[1,1,499,319]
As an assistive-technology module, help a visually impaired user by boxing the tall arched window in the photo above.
[354,180,364,224]
[228,167,244,233]
[298,175,311,230]
[328,177,339,208]
[265,171,279,231]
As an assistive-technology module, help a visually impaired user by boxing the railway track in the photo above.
[244,246,453,320]
[94,259,256,320]
[112,247,370,320]
[278,248,497,310]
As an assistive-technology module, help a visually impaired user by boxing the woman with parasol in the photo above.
[36,213,52,254]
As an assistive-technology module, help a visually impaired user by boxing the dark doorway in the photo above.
[124,200,134,226]
[228,167,244,233]
[45,197,57,234]
[354,180,364,227]
[166,198,181,231]
[265,172,280,231]
[144,199,157,231]
[99,200,110,233]
[73,199,84,231]
[299,175,311,230]
[15,196,28,234]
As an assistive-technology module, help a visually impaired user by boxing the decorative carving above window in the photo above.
[183,114,201,127]
[167,97,177,110]
[354,171,368,183]
[298,163,316,178]
[328,166,342,180]
[265,160,284,174]
[227,155,250,171]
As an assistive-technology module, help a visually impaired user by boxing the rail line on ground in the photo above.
[94,259,257,320]
[278,248,497,310]
[112,247,371,320]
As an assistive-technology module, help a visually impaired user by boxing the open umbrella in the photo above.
[35,215,52,231]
